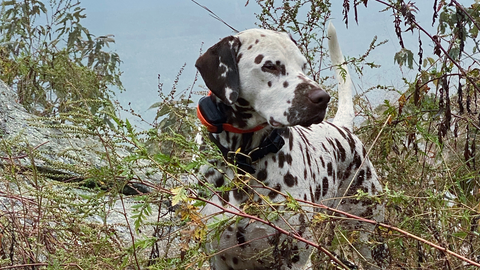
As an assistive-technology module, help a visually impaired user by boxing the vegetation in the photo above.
[0,0,122,119]
[0,0,479,269]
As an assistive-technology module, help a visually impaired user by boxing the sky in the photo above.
[77,0,467,128]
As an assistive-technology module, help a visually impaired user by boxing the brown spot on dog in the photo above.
[237,98,250,106]
[327,162,333,176]
[257,168,268,181]
[237,226,246,247]
[268,81,272,87]
[204,169,215,178]
[237,52,243,63]
[356,169,366,186]
[322,177,329,196]
[292,246,300,263]
[233,188,245,201]
[276,60,286,75]
[221,191,230,204]
[335,139,346,162]
[285,153,293,165]
[287,129,294,149]
[247,44,253,50]
[283,81,289,88]
[284,172,297,187]
[214,176,224,188]
[319,156,325,168]
[268,183,282,200]
[314,184,322,201]
[278,151,285,168]
[353,151,361,169]
[254,54,264,64]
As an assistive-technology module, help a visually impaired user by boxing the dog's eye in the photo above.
[262,62,277,72]
[264,63,275,70]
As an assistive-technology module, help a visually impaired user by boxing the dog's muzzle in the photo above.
[286,84,330,127]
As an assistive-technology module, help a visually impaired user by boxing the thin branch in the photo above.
[0,263,84,270]
[373,0,480,93]
[119,194,141,269]
[337,114,392,207]
[0,141,49,160]
[190,0,239,33]
[192,193,352,269]
[296,198,480,268]
[190,179,480,268]
[451,0,480,34]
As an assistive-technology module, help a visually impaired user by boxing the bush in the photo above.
[0,0,123,118]
[1,0,479,269]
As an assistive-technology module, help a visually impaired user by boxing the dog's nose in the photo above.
[308,89,330,106]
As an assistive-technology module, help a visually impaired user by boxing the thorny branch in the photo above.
[188,184,480,267]
[372,0,480,94]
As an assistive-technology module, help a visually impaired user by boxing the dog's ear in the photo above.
[195,36,240,105]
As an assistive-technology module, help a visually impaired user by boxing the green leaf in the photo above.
[394,48,414,69]
[207,215,230,230]
[171,186,188,206]
[154,153,171,164]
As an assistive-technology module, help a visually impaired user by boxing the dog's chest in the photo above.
[203,122,361,208]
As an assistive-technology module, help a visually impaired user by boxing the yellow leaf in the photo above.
[171,186,187,206]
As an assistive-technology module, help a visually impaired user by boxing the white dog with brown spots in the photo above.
[195,23,385,270]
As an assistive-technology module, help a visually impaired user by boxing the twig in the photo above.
[0,141,49,160]
[296,197,480,268]
[190,0,239,33]
[373,0,480,94]
[0,263,84,269]
[452,113,480,130]
[190,178,480,268]
[336,114,392,207]
[192,193,352,269]
[119,194,141,269]
[451,0,480,33]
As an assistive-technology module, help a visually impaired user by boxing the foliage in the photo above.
[255,0,480,269]
[1,0,480,269]
[345,0,480,269]
[0,0,123,118]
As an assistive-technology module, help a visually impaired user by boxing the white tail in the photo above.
[328,22,354,130]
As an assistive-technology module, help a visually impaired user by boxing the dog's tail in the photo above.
[328,22,354,130]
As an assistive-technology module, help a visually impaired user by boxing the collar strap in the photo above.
[208,129,285,174]
[197,95,265,134]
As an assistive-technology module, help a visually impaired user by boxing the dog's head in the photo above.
[196,29,330,128]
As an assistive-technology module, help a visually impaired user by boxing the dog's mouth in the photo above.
[269,112,326,128]
[299,113,326,127]
[269,119,284,128]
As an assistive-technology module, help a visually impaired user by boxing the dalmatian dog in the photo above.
[195,23,384,270]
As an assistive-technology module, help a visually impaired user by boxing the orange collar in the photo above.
[197,93,265,134]
[197,105,265,133]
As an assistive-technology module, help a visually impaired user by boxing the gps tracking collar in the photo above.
[196,93,265,134]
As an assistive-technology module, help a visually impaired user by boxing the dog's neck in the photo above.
[211,98,274,151]
[204,98,286,174]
